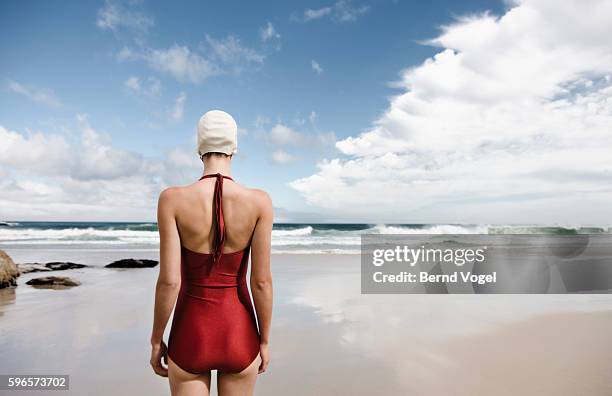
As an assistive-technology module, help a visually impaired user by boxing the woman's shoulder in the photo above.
[158,183,190,198]
[157,181,199,206]
[230,184,272,212]
[244,188,273,218]
[245,187,272,205]
[160,176,215,193]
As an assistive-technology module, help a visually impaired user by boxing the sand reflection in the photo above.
[284,254,612,395]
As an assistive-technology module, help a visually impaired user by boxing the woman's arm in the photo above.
[150,188,182,377]
[250,190,274,373]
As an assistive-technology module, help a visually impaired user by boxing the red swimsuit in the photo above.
[167,173,260,374]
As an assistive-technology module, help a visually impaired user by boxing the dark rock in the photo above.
[26,276,81,288]
[105,258,159,268]
[18,264,51,274]
[45,262,87,271]
[0,250,19,288]
[18,261,88,274]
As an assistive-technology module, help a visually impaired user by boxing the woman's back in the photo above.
[172,175,263,254]
[166,173,266,374]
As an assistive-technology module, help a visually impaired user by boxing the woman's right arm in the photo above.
[250,190,273,374]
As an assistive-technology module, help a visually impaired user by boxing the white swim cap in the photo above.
[197,110,238,157]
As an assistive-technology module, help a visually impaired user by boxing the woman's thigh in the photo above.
[217,353,261,396]
[168,356,211,396]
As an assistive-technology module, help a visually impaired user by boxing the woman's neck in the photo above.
[202,156,232,177]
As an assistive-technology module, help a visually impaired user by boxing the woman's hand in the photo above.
[258,343,270,374]
[150,340,169,377]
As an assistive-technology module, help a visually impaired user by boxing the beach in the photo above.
[1,240,612,395]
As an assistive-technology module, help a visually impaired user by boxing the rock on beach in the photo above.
[105,258,159,268]
[25,276,81,288]
[0,249,19,288]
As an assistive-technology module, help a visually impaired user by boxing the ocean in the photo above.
[0,221,610,255]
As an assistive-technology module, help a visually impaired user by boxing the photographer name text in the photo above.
[373,271,497,285]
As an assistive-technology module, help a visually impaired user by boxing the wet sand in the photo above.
[1,249,611,395]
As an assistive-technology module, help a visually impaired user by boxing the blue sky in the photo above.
[1,0,611,224]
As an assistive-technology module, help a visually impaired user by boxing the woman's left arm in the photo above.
[150,188,182,377]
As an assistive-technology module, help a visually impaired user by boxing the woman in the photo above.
[150,110,273,396]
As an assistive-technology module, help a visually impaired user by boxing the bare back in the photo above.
[171,177,263,254]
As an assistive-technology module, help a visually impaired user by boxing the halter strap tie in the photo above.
[199,173,233,265]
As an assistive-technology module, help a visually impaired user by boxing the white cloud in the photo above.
[309,111,318,123]
[72,114,148,180]
[96,0,154,34]
[123,76,161,97]
[311,60,324,74]
[148,78,162,96]
[0,116,148,181]
[100,4,263,84]
[295,1,369,23]
[260,21,281,49]
[0,125,71,174]
[119,35,264,84]
[290,0,612,223]
[158,146,201,185]
[253,114,271,130]
[271,149,297,164]
[146,44,220,84]
[267,123,336,148]
[0,118,203,221]
[170,92,186,121]
[205,34,265,70]
[268,124,304,146]
[116,46,135,62]
[264,123,336,165]
[303,7,332,22]
[124,76,140,92]
[6,80,63,108]
[333,0,370,22]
